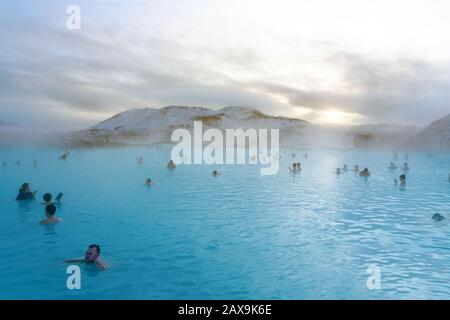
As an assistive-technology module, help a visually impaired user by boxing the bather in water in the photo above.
[65,244,107,271]
[359,168,371,177]
[432,213,445,222]
[402,162,410,172]
[212,170,221,177]
[42,192,63,205]
[144,178,155,186]
[399,174,406,186]
[39,204,62,225]
[16,183,37,201]
[167,160,176,170]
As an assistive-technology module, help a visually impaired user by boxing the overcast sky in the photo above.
[1,0,450,130]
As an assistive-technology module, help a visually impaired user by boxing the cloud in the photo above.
[248,53,450,125]
[1,1,450,129]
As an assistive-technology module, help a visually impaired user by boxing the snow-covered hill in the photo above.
[416,114,450,149]
[67,106,310,145]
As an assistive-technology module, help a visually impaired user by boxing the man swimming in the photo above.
[212,170,221,176]
[352,165,359,173]
[399,174,406,186]
[335,168,342,175]
[42,192,63,205]
[359,168,371,177]
[16,183,37,200]
[39,204,62,225]
[342,164,348,172]
[144,178,155,185]
[402,162,410,172]
[167,160,176,169]
[65,244,107,271]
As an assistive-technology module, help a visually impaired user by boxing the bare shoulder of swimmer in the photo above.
[95,260,107,271]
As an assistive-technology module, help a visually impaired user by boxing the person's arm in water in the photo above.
[94,259,107,271]
[55,192,63,202]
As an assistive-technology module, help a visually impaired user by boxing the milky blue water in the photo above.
[0,146,449,299]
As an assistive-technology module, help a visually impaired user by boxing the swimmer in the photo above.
[167,160,176,170]
[137,157,144,164]
[335,168,342,175]
[432,213,445,222]
[352,165,359,173]
[393,153,398,161]
[342,164,348,172]
[39,204,62,225]
[16,183,37,200]
[289,163,297,172]
[402,162,410,172]
[399,174,406,186]
[212,170,221,177]
[388,161,397,170]
[144,178,155,185]
[65,244,107,271]
[359,168,371,177]
[296,162,301,171]
[42,192,63,205]
[59,153,68,161]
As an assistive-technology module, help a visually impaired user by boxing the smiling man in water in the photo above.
[65,244,107,271]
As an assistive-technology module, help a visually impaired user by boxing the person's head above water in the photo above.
[399,174,406,181]
[43,193,52,203]
[85,244,101,263]
[20,183,30,193]
[45,204,56,217]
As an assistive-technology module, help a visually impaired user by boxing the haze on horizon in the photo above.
[1,0,450,131]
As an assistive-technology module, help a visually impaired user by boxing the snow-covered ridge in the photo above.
[69,106,310,145]
[416,113,450,148]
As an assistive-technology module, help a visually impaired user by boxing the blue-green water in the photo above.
[0,146,449,299]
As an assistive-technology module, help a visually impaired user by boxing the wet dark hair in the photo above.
[89,244,101,254]
[46,204,56,216]
[400,174,406,179]
[20,183,29,191]
[43,193,52,202]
